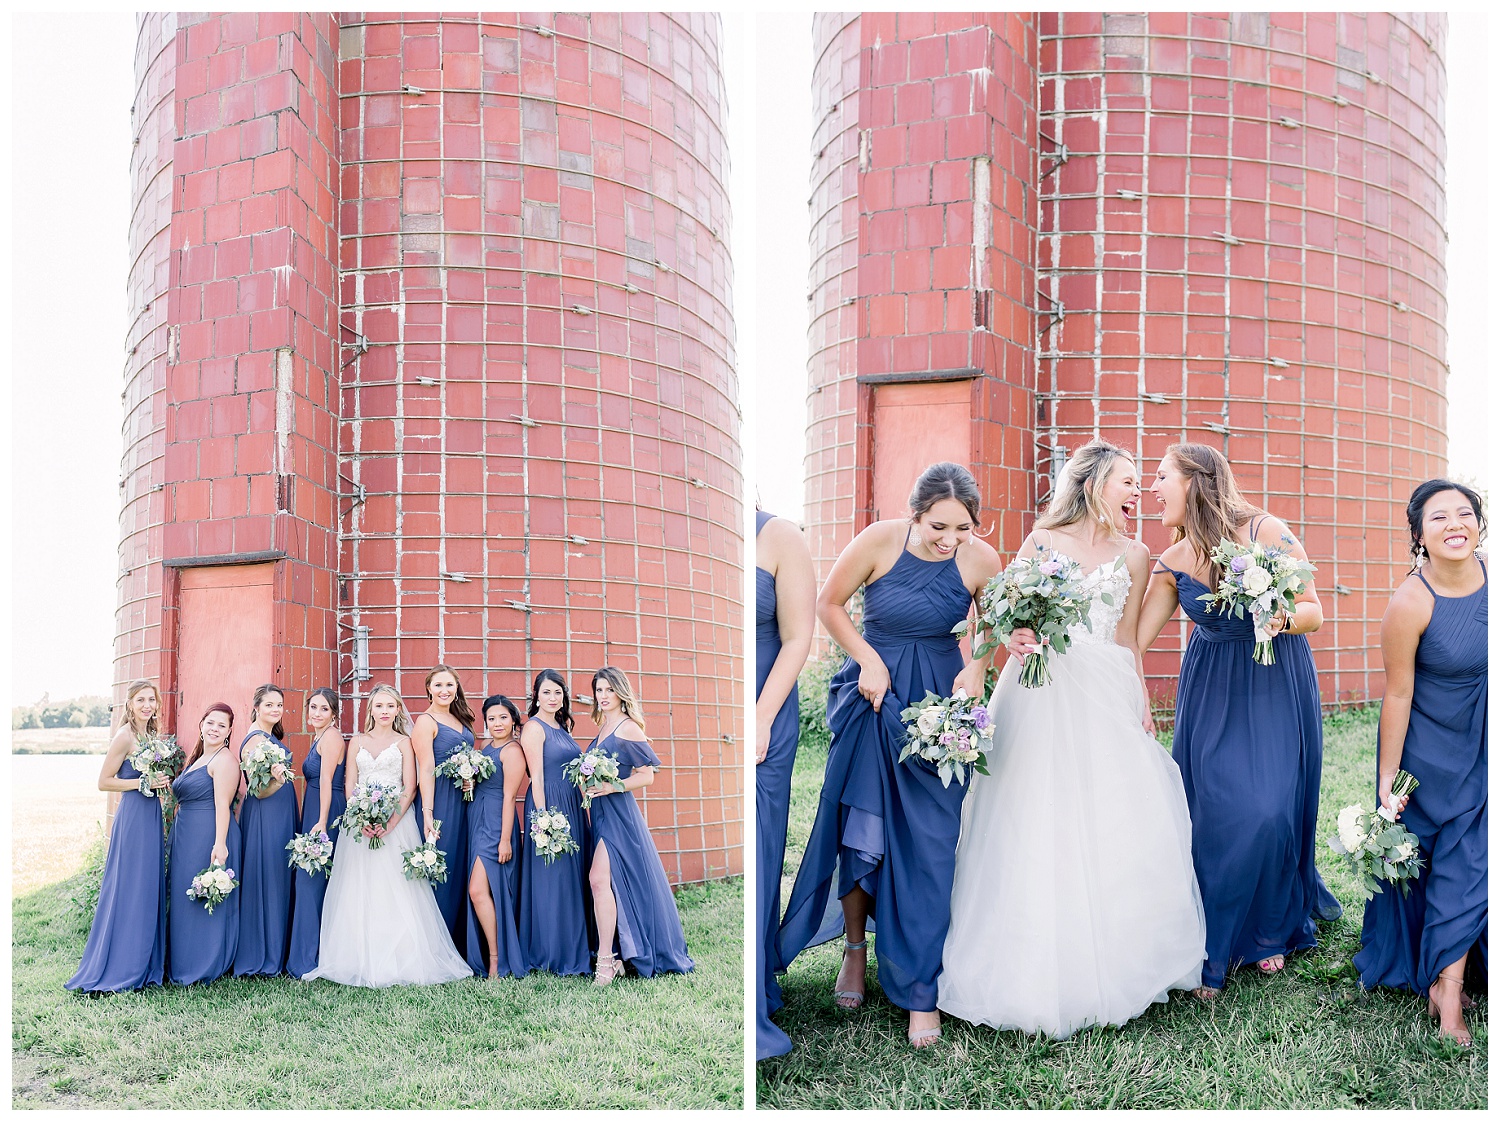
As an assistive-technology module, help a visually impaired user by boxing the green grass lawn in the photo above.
[758,706,1487,1109]
[13,870,743,1109]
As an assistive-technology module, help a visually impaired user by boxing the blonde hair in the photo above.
[1036,440,1134,535]
[118,680,161,738]
[1165,442,1260,592]
[590,666,647,735]
[362,684,411,735]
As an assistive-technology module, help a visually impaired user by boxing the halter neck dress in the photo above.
[464,741,528,977]
[519,720,592,975]
[286,730,346,978]
[234,730,298,976]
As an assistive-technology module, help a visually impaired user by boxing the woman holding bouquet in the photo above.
[411,665,475,949]
[519,669,592,976]
[167,703,243,985]
[1138,442,1340,996]
[755,510,815,1058]
[234,684,298,977]
[778,462,1001,1048]
[287,687,347,979]
[1355,480,1488,1045]
[66,680,170,993]
[938,441,1205,1036]
[305,684,471,986]
[465,694,529,978]
[581,667,694,983]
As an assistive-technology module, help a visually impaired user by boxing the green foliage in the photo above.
[796,650,843,755]
[66,833,107,934]
[12,696,112,730]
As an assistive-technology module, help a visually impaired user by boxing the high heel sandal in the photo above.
[907,1015,943,1049]
[1427,968,1472,1047]
[833,938,867,1010]
[594,952,622,987]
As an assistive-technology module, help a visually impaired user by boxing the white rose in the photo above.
[1395,841,1415,861]
[1241,565,1272,596]
[458,763,475,779]
[1336,805,1366,852]
[916,707,943,738]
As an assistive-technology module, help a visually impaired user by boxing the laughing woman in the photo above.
[234,684,298,977]
[66,680,169,993]
[411,665,475,949]
[582,667,693,984]
[465,694,530,978]
[287,687,347,979]
[1355,480,1488,1045]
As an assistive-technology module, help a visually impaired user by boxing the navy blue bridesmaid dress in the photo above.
[415,720,472,948]
[167,748,242,984]
[777,532,975,1013]
[519,721,592,975]
[65,759,167,993]
[756,510,798,1059]
[1356,562,1488,992]
[1161,521,1342,989]
[286,732,346,979]
[234,731,298,976]
[464,742,528,977]
[586,728,694,977]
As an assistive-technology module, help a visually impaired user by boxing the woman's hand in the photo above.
[150,773,172,790]
[425,820,439,845]
[1263,609,1288,638]
[497,840,513,864]
[1378,772,1410,819]
[1006,627,1040,660]
[211,841,228,866]
[858,659,892,712]
[755,709,771,765]
[313,819,328,836]
[462,778,473,797]
[952,660,985,701]
[1141,707,1157,736]
[271,762,291,783]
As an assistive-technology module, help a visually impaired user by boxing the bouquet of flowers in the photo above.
[434,747,495,801]
[129,733,184,799]
[961,549,1109,688]
[1328,770,1423,899]
[185,863,238,914]
[1195,537,1317,665]
[285,830,335,876]
[335,781,400,849]
[241,737,291,797]
[562,747,622,808]
[401,827,449,884]
[898,689,992,788]
[529,806,580,865]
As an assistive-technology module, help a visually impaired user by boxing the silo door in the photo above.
[177,563,275,743]
[871,380,974,520]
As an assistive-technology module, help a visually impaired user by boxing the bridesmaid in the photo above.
[66,680,169,993]
[286,687,347,979]
[583,667,694,983]
[518,669,591,976]
[234,684,298,977]
[1138,442,1341,997]
[167,703,242,984]
[777,462,1001,1048]
[465,694,529,978]
[754,511,815,1058]
[1355,479,1487,1045]
[411,664,475,948]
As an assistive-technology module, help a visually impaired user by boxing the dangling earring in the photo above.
[1414,541,1427,568]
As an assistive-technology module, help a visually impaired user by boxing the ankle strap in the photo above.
[844,938,868,950]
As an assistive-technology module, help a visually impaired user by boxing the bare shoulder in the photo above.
[1156,538,1193,569]
[108,724,137,754]
[1251,512,1298,547]
[520,719,547,746]
[612,718,648,742]
[853,518,907,553]
[1122,539,1152,574]
[1384,574,1435,630]
[758,514,805,550]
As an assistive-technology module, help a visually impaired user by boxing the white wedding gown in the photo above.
[937,555,1206,1037]
[304,743,472,987]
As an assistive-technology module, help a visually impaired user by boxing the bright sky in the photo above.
[8,13,1489,701]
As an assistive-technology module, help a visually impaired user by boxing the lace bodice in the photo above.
[1067,556,1132,647]
[355,742,405,788]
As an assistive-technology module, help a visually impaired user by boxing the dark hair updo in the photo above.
[482,694,524,735]
[908,462,981,523]
[1406,478,1487,571]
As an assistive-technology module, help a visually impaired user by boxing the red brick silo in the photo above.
[118,12,742,883]
[805,12,1447,706]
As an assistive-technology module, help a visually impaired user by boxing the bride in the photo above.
[305,684,472,987]
[937,440,1205,1037]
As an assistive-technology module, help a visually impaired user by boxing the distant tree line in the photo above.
[12,696,113,729]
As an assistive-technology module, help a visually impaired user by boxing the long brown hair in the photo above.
[117,679,161,738]
[187,702,236,768]
[424,664,475,731]
[250,683,287,741]
[1165,442,1260,592]
[590,666,648,735]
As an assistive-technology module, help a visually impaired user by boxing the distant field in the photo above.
[9,728,110,755]
[12,754,107,896]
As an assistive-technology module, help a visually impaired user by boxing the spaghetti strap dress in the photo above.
[519,721,592,975]
[1356,562,1487,992]
[286,732,346,979]
[415,721,473,950]
[777,533,975,1012]
[1162,516,1341,988]
[756,509,798,1058]
[586,728,694,977]
[166,749,242,984]
[464,743,528,977]
[234,730,298,976]
[65,758,167,993]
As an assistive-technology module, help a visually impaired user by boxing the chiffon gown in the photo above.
[65,759,166,993]
[778,535,975,1013]
[938,554,1206,1036]
[415,720,472,949]
[234,731,298,976]
[756,509,798,1059]
[1356,562,1488,993]
[1162,521,1342,989]
[519,721,592,976]
[586,728,694,977]
[304,743,472,987]
[167,749,242,984]
[286,734,346,979]
[464,743,528,977]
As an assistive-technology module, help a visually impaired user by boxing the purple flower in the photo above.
[939,731,955,746]
[579,759,595,777]
[1230,555,1249,573]
[1038,559,1062,576]
[972,708,990,731]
